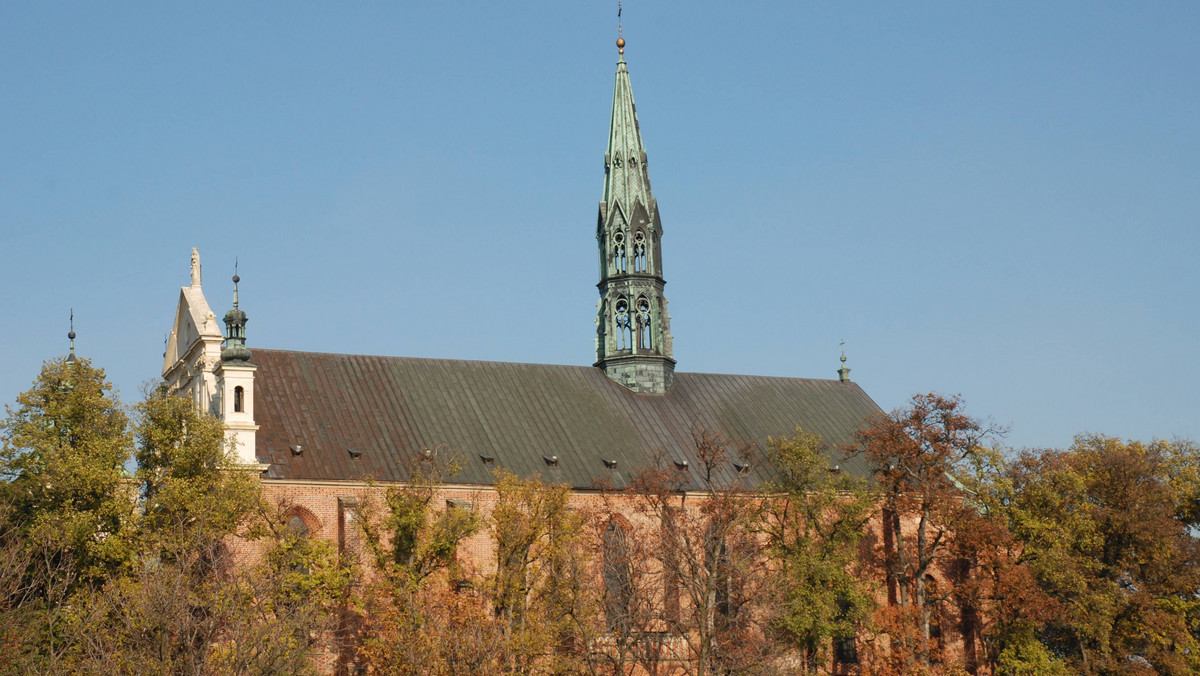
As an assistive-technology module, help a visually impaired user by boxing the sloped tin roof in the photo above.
[252,349,882,489]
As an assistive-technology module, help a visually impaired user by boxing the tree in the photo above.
[998,436,1200,674]
[621,430,776,676]
[760,428,875,673]
[0,358,134,589]
[0,357,134,672]
[355,454,492,675]
[856,392,1002,671]
[488,469,600,675]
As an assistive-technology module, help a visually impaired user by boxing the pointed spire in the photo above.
[838,340,852,383]
[221,261,252,362]
[66,309,77,364]
[595,22,675,393]
[602,29,653,216]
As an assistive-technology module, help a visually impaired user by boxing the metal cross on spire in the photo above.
[66,309,77,364]
[617,2,625,56]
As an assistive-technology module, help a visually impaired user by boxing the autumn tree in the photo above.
[619,430,776,676]
[996,436,1200,675]
[760,428,875,673]
[856,392,1002,671]
[0,357,134,672]
[488,469,601,675]
[355,454,493,675]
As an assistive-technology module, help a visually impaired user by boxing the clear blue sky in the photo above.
[2,2,1197,450]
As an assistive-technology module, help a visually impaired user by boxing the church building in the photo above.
[162,34,882,572]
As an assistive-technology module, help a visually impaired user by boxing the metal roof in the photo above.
[252,349,882,489]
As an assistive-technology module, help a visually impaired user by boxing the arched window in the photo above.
[614,297,632,350]
[633,231,647,272]
[613,231,627,274]
[287,513,309,538]
[233,386,245,413]
[603,519,634,633]
[635,296,651,350]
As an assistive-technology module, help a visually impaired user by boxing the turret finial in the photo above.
[838,339,852,383]
[232,257,240,309]
[66,309,77,364]
[617,2,624,56]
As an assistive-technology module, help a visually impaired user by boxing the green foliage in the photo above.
[0,363,350,674]
[135,388,261,558]
[762,428,875,672]
[0,358,135,588]
[996,435,1200,674]
[994,633,1070,676]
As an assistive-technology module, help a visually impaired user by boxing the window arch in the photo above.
[286,513,309,538]
[233,385,245,413]
[613,231,627,274]
[603,518,634,633]
[614,296,632,350]
[635,296,652,350]
[633,231,647,272]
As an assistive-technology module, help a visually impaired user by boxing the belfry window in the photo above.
[633,231,646,272]
[635,296,651,350]
[613,231,627,274]
[233,386,244,413]
[614,297,632,350]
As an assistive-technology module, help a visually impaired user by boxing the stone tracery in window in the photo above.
[614,297,632,350]
[636,296,652,350]
[633,231,646,272]
[613,231,627,274]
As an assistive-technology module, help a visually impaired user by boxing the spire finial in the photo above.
[616,2,625,56]
[232,257,240,309]
[838,339,852,383]
[66,309,77,364]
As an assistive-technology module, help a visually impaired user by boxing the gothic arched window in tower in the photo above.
[234,385,245,413]
[614,297,632,350]
[633,231,647,272]
[636,296,652,350]
[613,231,627,274]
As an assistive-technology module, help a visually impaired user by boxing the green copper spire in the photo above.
[66,309,77,364]
[595,32,675,393]
[221,264,252,363]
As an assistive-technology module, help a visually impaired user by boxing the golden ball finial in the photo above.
[616,37,625,54]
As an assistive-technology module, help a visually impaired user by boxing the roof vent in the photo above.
[543,455,558,467]
[673,458,689,470]
[602,458,618,469]
[289,444,303,456]
[480,454,496,465]
[348,448,363,459]
[732,461,750,474]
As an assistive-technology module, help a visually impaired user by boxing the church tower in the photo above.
[595,35,675,394]
[214,271,261,468]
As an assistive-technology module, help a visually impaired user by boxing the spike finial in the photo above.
[66,309,77,364]
[617,2,625,56]
[232,257,240,309]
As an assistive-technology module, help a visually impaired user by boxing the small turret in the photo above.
[221,271,252,363]
[838,341,852,383]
